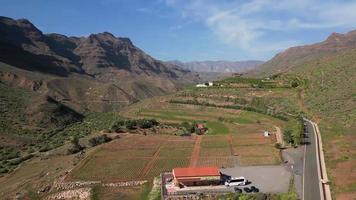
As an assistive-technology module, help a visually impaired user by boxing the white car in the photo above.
[225,177,247,187]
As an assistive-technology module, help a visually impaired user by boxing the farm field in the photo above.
[69,135,195,182]
[0,76,302,199]
[70,125,282,183]
[121,97,286,136]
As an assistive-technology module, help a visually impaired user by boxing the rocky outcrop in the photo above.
[0,71,42,91]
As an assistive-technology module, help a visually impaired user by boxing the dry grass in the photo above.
[71,157,149,181]
[239,155,281,166]
[232,134,273,146]
[200,148,231,157]
[159,147,192,158]
[145,158,189,179]
[197,157,236,168]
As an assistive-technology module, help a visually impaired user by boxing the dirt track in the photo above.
[140,145,162,178]
[189,136,202,167]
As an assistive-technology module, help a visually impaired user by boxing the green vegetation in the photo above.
[67,135,85,154]
[283,119,303,146]
[88,134,112,147]
[206,121,228,135]
[169,99,289,121]
[0,106,121,174]
[111,118,159,132]
[91,186,100,200]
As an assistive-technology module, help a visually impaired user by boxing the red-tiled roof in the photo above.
[173,167,220,178]
[196,123,205,129]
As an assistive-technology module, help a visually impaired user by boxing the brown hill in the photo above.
[250,30,356,77]
[0,16,198,113]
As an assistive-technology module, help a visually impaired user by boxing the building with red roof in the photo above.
[172,167,221,187]
[195,123,207,134]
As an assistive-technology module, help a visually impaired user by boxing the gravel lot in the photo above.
[220,165,292,193]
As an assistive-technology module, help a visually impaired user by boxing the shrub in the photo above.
[138,119,159,129]
[67,136,84,154]
[89,134,112,147]
[0,167,9,174]
[125,120,137,130]
[39,145,51,152]
[275,143,282,149]
[111,118,159,132]
[283,128,294,144]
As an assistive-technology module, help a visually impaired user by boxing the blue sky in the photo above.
[1,0,355,61]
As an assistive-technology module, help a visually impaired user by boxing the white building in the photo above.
[264,131,270,137]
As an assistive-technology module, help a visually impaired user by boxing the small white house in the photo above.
[196,84,208,87]
[264,131,270,137]
[208,82,213,86]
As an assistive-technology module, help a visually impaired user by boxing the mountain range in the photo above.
[0,16,200,128]
[169,60,263,73]
[0,16,269,132]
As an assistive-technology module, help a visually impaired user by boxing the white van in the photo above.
[224,177,247,187]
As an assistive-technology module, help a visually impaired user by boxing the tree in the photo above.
[291,80,299,88]
[283,128,294,144]
[125,120,137,130]
[67,136,84,154]
[89,134,112,147]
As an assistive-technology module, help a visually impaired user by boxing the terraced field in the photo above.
[69,135,195,182]
[70,126,282,183]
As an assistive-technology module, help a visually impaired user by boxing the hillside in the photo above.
[251,30,356,77]
[249,30,356,199]
[170,60,263,73]
[0,16,199,176]
[0,16,198,111]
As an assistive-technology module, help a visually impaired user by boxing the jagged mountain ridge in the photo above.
[169,60,264,73]
[0,16,199,113]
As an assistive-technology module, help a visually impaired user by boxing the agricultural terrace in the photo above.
[70,122,282,183]
[129,76,304,145]
[121,99,286,135]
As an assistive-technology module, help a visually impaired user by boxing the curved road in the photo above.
[303,120,322,200]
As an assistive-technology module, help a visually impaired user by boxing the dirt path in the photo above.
[140,145,162,178]
[227,135,235,156]
[274,126,284,147]
[189,135,202,167]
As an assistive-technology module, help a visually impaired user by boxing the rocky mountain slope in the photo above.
[250,30,356,77]
[169,60,263,73]
[0,16,198,115]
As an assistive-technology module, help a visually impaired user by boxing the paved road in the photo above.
[303,120,321,200]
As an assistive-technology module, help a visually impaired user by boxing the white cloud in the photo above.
[164,0,356,55]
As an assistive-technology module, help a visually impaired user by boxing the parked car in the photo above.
[234,187,243,193]
[225,177,247,187]
[251,186,259,193]
[243,187,252,193]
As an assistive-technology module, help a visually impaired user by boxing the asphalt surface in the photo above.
[282,146,304,198]
[220,166,291,193]
[303,120,321,200]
